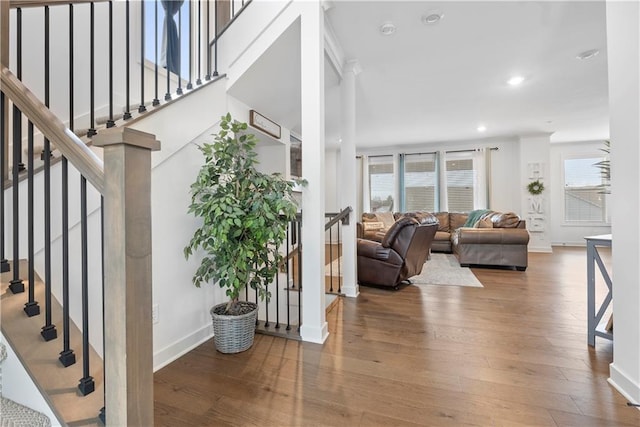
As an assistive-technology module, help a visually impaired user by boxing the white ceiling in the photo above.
[228,1,609,150]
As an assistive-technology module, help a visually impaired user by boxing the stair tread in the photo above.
[1,261,104,426]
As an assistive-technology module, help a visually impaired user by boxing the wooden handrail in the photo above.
[324,206,353,230]
[9,0,110,9]
[1,66,104,194]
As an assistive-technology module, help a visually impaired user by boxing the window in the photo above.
[144,0,191,78]
[369,156,394,212]
[564,157,607,222]
[446,153,474,212]
[290,134,302,178]
[402,153,437,212]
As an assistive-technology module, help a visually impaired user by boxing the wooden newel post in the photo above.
[93,127,160,427]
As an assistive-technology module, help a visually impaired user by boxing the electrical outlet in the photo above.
[152,304,159,324]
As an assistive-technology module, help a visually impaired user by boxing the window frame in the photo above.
[561,153,610,226]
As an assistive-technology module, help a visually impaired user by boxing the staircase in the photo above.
[0,1,249,425]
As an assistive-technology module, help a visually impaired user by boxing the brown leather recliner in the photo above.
[357,216,438,288]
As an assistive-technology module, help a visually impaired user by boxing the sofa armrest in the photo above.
[357,222,364,238]
[454,227,530,245]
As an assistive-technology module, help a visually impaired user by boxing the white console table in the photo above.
[585,234,613,346]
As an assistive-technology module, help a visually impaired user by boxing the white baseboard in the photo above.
[609,363,640,405]
[300,322,329,344]
[528,246,553,253]
[341,282,359,298]
[153,323,213,372]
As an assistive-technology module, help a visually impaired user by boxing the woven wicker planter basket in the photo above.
[210,301,258,354]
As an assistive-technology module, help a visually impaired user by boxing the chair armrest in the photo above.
[357,239,403,265]
[455,227,530,245]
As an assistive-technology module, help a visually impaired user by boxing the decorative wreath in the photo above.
[527,179,545,195]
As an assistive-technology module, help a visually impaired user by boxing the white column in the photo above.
[518,133,552,253]
[339,60,360,297]
[299,0,327,344]
[606,0,640,405]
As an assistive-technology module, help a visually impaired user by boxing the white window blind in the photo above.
[369,155,394,212]
[446,153,474,213]
[564,157,607,222]
[403,153,437,212]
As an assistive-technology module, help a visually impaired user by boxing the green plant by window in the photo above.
[184,113,303,315]
[594,140,610,194]
[527,179,544,195]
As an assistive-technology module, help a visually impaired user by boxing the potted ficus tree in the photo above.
[184,113,301,353]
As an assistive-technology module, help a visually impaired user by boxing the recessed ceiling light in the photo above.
[507,76,525,86]
[422,11,444,25]
[380,22,396,36]
[577,49,599,60]
[477,125,487,133]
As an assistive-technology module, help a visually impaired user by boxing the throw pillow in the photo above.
[374,211,396,229]
[474,217,493,228]
[362,221,385,231]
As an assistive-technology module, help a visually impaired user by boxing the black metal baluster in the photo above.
[87,3,96,137]
[124,0,132,119]
[99,196,105,423]
[186,0,193,90]
[212,0,218,77]
[255,286,259,326]
[275,249,279,329]
[139,0,147,112]
[58,157,75,365]
[14,8,25,172]
[60,4,76,364]
[196,0,202,85]
[205,0,210,80]
[176,4,183,95]
[106,1,115,127]
[152,0,160,106]
[328,224,333,293]
[0,92,9,273]
[164,0,172,101]
[297,219,302,331]
[285,224,290,331]
[337,222,342,294]
[23,121,39,317]
[264,276,270,328]
[41,5,57,341]
[78,176,95,395]
[9,103,23,295]
[9,8,24,295]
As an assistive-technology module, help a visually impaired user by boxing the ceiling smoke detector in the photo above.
[422,10,444,25]
[576,49,600,60]
[380,22,396,36]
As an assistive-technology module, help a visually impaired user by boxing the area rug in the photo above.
[410,253,483,288]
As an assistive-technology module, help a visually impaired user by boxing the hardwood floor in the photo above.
[154,247,639,426]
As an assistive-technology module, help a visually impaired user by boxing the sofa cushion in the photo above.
[362,221,385,231]
[490,212,520,228]
[434,231,451,241]
[433,212,450,232]
[362,212,396,229]
[449,213,468,231]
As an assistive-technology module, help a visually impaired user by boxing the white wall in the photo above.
[550,140,611,246]
[1,335,61,427]
[324,148,339,212]
[606,0,640,405]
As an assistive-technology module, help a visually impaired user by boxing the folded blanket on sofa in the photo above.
[463,209,492,227]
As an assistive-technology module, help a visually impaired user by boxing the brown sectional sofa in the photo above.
[357,210,530,270]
